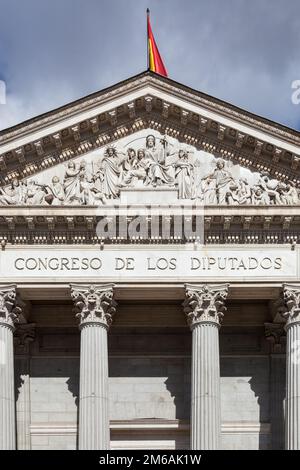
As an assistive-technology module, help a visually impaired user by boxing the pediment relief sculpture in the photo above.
[0,131,299,206]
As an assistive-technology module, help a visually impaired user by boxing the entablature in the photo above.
[0,205,299,245]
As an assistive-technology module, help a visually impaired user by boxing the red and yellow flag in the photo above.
[147,10,168,77]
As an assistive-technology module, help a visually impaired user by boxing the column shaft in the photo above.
[70,283,116,451]
[281,284,300,450]
[191,322,220,449]
[183,283,228,451]
[15,360,31,449]
[79,323,109,450]
[264,322,286,449]
[0,324,16,450]
[285,323,300,449]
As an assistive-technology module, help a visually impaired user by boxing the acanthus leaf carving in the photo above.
[0,285,23,329]
[282,284,300,329]
[183,283,229,329]
[70,284,117,329]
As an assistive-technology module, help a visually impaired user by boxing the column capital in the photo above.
[282,284,300,330]
[183,283,229,329]
[70,283,117,330]
[0,284,22,331]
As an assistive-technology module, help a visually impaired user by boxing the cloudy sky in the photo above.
[0,0,300,131]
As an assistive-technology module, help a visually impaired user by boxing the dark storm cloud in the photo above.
[0,0,300,130]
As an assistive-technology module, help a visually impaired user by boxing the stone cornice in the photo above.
[0,208,299,244]
[1,71,300,147]
[0,72,149,144]
[148,75,300,146]
[0,110,298,187]
[0,73,300,187]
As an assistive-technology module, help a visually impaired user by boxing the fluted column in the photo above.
[281,284,300,450]
[264,322,286,449]
[14,324,36,450]
[0,285,22,450]
[183,283,229,450]
[70,284,117,450]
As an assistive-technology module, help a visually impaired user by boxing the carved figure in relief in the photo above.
[63,161,82,204]
[25,180,48,205]
[100,146,126,198]
[279,182,298,205]
[122,149,150,186]
[227,178,251,205]
[79,173,105,205]
[257,174,281,205]
[0,179,26,205]
[145,135,175,187]
[199,177,217,204]
[237,178,252,204]
[45,176,65,205]
[92,163,104,194]
[175,149,194,199]
[252,187,270,205]
[121,148,136,174]
[202,159,234,204]
[226,182,241,205]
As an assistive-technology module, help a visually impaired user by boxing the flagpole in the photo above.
[147,8,150,71]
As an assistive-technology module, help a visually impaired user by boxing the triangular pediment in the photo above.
[0,71,299,207]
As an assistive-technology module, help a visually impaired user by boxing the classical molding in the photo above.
[0,285,22,330]
[0,207,299,245]
[1,72,300,148]
[183,283,229,329]
[70,283,117,329]
[282,284,300,329]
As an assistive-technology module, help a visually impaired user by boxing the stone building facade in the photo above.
[0,71,300,450]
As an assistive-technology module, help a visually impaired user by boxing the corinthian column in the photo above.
[282,284,300,450]
[0,285,22,450]
[70,284,117,450]
[183,283,229,450]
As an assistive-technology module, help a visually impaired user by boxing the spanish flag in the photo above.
[147,9,168,77]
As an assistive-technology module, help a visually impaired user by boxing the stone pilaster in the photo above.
[264,322,286,449]
[0,285,22,450]
[14,323,36,450]
[183,283,229,450]
[70,284,117,450]
[281,284,300,450]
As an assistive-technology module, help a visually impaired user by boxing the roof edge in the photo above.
[0,69,300,144]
